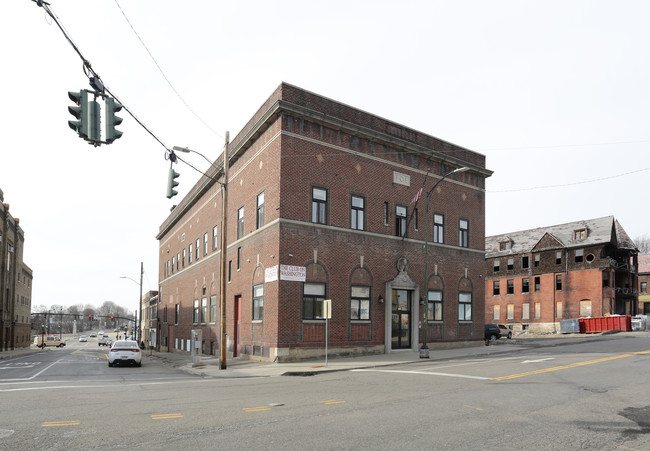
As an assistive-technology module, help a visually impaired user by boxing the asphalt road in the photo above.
[1,335,649,450]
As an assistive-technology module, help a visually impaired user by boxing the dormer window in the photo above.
[574,229,586,240]
[499,241,511,251]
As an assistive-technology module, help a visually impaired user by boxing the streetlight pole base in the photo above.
[419,345,430,359]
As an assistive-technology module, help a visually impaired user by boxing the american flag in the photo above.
[410,187,423,205]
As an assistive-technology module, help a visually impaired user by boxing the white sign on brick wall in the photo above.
[393,171,411,187]
[265,265,306,282]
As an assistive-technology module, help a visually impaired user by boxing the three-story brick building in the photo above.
[485,216,638,333]
[157,83,492,361]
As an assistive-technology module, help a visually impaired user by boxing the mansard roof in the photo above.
[486,216,637,258]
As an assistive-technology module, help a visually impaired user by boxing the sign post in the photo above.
[324,299,332,368]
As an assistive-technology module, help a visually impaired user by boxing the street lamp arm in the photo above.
[172,146,226,187]
[425,166,470,199]
[120,276,139,286]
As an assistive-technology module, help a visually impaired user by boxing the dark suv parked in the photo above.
[484,323,501,342]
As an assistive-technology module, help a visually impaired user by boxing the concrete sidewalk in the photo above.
[2,331,646,379]
[146,331,646,378]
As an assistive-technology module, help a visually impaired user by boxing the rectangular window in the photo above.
[177,253,180,270]
[556,302,563,319]
[575,249,583,263]
[579,300,592,317]
[210,295,217,323]
[642,282,648,294]
[253,284,264,320]
[256,192,265,229]
[196,238,200,260]
[507,258,514,270]
[534,254,540,267]
[237,207,245,239]
[493,305,501,321]
[201,298,207,324]
[383,202,389,226]
[506,304,514,320]
[556,251,562,265]
[204,233,208,256]
[212,226,218,251]
[493,260,500,272]
[522,278,530,293]
[522,256,529,269]
[556,274,562,290]
[182,250,186,268]
[350,286,370,320]
[535,302,541,319]
[459,219,469,248]
[507,279,514,294]
[499,241,511,251]
[175,304,179,325]
[193,300,199,324]
[427,290,443,321]
[522,303,530,320]
[351,195,365,230]
[574,229,586,240]
[458,292,472,321]
[237,247,242,270]
[603,271,610,287]
[188,244,193,264]
[172,256,175,273]
[413,208,418,231]
[395,205,407,237]
[433,214,444,243]
[228,261,232,282]
[303,283,326,320]
[312,187,327,224]
[493,281,500,296]
[535,276,541,292]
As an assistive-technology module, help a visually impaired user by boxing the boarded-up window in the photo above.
[579,300,592,317]
[535,302,541,319]
[493,305,500,321]
[506,304,514,320]
[522,303,530,320]
[556,302,563,319]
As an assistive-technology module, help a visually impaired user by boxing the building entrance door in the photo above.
[391,289,411,349]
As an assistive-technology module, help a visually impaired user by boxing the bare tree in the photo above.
[635,235,650,255]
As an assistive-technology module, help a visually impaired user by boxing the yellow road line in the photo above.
[243,406,272,412]
[42,421,80,427]
[320,400,345,405]
[151,413,184,420]
[492,350,650,381]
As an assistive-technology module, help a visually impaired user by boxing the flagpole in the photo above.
[402,167,430,240]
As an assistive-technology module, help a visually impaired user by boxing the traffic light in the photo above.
[88,314,92,320]
[105,96,123,144]
[68,90,89,139]
[110,315,114,320]
[166,165,180,198]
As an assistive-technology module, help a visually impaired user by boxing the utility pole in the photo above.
[219,132,229,370]
[139,261,143,344]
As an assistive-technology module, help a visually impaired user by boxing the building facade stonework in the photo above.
[157,83,492,361]
[485,216,638,334]
[0,189,33,350]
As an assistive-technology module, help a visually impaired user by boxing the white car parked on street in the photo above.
[108,340,142,367]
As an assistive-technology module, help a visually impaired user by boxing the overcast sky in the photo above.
[2,0,648,313]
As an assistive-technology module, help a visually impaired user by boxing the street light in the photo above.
[120,261,143,343]
[420,166,470,359]
[172,134,229,370]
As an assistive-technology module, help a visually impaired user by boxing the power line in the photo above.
[34,0,171,151]
[113,0,223,140]
[480,139,650,152]
[489,167,650,193]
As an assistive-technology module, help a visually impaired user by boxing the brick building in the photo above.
[156,83,492,361]
[0,188,33,350]
[638,254,650,314]
[485,216,638,333]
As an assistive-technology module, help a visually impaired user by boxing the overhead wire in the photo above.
[113,0,223,140]
[35,0,171,151]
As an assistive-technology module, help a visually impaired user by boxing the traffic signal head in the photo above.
[166,165,180,199]
[105,96,123,144]
[111,315,114,320]
[68,91,89,139]
[88,314,92,320]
